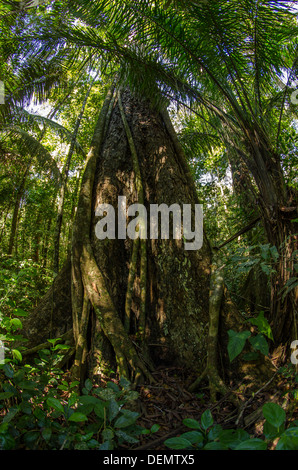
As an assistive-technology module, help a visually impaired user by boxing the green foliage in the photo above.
[277,364,298,402]
[164,406,298,450]
[0,257,53,311]
[0,288,145,451]
[0,352,144,450]
[226,243,279,281]
[227,330,251,362]
[0,258,55,366]
[227,311,273,363]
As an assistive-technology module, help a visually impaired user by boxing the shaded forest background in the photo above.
[0,0,297,451]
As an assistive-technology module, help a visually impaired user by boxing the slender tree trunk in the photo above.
[0,202,13,245]
[41,215,53,269]
[32,210,43,263]
[53,76,97,275]
[66,167,82,258]
[8,164,30,255]
[243,135,298,344]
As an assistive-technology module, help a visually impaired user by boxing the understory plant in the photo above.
[164,406,298,450]
[0,353,144,450]
[0,336,145,450]
[227,310,273,363]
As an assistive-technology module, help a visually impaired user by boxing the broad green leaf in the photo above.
[219,429,250,449]
[46,397,64,414]
[95,388,115,401]
[12,349,22,362]
[102,428,114,441]
[119,377,131,389]
[0,434,16,450]
[78,395,102,406]
[94,401,106,420]
[262,403,286,429]
[108,399,120,421]
[13,308,28,317]
[282,427,298,437]
[235,438,267,450]
[200,409,213,430]
[80,432,94,442]
[276,435,298,450]
[125,390,139,401]
[249,334,269,356]
[115,430,139,444]
[114,410,139,429]
[183,418,201,429]
[107,381,120,392]
[248,311,273,340]
[99,440,113,450]
[150,424,160,433]
[10,318,22,330]
[141,429,151,435]
[18,380,37,391]
[227,330,251,362]
[0,391,14,400]
[42,427,52,442]
[68,412,88,422]
[180,431,204,444]
[203,441,228,450]
[164,437,192,449]
[12,369,25,383]
[207,424,222,441]
[3,407,19,423]
[47,338,61,345]
[3,364,14,378]
[84,378,93,392]
[23,431,40,448]
[19,401,32,415]
[34,407,46,421]
[242,352,260,361]
[52,344,70,351]
[263,420,281,439]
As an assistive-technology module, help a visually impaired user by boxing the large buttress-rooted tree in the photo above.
[23,88,245,388]
[71,87,212,383]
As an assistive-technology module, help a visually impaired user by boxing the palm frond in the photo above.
[0,125,62,184]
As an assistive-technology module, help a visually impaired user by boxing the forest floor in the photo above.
[113,363,298,451]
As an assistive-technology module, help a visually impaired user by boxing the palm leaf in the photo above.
[0,125,62,184]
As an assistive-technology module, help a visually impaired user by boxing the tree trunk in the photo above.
[23,87,213,385]
[53,75,97,275]
[243,135,298,345]
[8,164,29,255]
[32,210,43,263]
[83,88,212,381]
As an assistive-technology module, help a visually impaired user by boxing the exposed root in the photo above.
[70,86,154,386]
[124,236,139,333]
[118,90,148,345]
[189,252,238,405]
[71,292,90,383]
[189,364,234,404]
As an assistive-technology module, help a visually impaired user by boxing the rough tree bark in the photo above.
[242,138,298,346]
[23,87,264,392]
